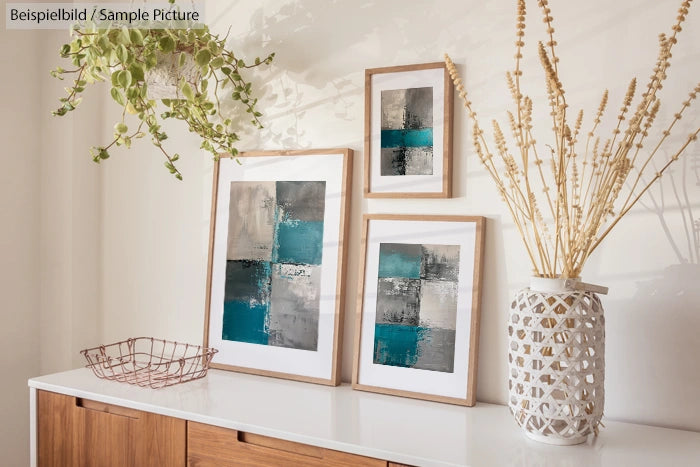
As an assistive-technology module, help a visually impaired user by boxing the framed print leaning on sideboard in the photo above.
[204,149,353,386]
[353,214,485,405]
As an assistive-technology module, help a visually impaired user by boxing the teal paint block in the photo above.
[380,128,433,148]
[373,323,428,368]
[378,243,422,279]
[273,220,324,265]
[222,301,270,345]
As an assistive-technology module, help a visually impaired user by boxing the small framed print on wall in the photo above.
[364,62,453,198]
[352,215,485,406]
[204,149,352,386]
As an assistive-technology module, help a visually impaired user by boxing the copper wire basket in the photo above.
[81,337,218,389]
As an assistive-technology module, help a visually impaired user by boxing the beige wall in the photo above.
[108,0,693,431]
[0,24,103,467]
[0,16,41,467]
[100,0,700,431]
[2,1,699,463]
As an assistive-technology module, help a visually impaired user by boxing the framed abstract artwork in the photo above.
[364,62,453,198]
[204,149,353,386]
[352,214,485,405]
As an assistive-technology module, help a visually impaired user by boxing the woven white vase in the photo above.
[508,277,605,445]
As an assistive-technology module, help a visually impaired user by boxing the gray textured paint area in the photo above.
[375,278,421,326]
[276,181,326,221]
[414,328,456,373]
[421,244,461,282]
[227,181,276,261]
[418,280,458,330]
[380,147,434,176]
[381,87,433,130]
[268,263,321,351]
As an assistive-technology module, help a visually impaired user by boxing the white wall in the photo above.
[38,29,104,376]
[10,7,697,465]
[0,20,105,465]
[100,0,700,431]
[0,13,42,467]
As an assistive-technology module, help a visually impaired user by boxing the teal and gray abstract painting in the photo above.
[380,87,433,176]
[222,181,325,351]
[373,243,460,373]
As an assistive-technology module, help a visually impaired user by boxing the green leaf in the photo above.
[178,52,186,67]
[181,82,194,100]
[129,29,143,46]
[129,62,145,82]
[120,26,131,44]
[111,87,125,106]
[121,70,133,88]
[210,57,224,69]
[99,148,110,159]
[97,36,111,53]
[201,79,208,93]
[144,51,157,69]
[115,122,128,134]
[195,49,211,67]
[115,44,128,63]
[60,44,70,56]
[158,36,175,54]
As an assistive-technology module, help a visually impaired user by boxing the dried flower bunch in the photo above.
[445,0,700,278]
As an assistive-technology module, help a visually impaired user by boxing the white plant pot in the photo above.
[508,277,605,445]
[146,51,201,100]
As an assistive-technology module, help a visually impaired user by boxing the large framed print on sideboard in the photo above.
[204,149,353,386]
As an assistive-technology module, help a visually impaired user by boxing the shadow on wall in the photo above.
[638,148,700,265]
[606,149,700,431]
[210,0,494,150]
[607,263,700,431]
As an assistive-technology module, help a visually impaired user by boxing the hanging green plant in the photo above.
[51,12,274,180]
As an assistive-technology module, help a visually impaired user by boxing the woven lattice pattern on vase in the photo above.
[508,287,605,443]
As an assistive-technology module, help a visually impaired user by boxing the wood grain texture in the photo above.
[363,62,453,198]
[201,159,221,362]
[38,390,185,467]
[352,214,486,406]
[38,390,74,467]
[187,422,386,467]
[466,217,486,406]
[332,149,354,383]
[203,149,353,386]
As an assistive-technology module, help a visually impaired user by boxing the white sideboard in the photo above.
[29,368,700,466]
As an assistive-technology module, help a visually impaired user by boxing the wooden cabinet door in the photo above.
[37,390,186,467]
[188,421,387,467]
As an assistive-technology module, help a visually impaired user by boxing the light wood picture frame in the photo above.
[364,62,453,198]
[352,214,485,405]
[204,149,353,386]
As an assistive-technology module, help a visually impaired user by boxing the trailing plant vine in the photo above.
[52,13,274,179]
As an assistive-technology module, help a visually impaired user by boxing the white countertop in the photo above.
[29,368,700,466]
